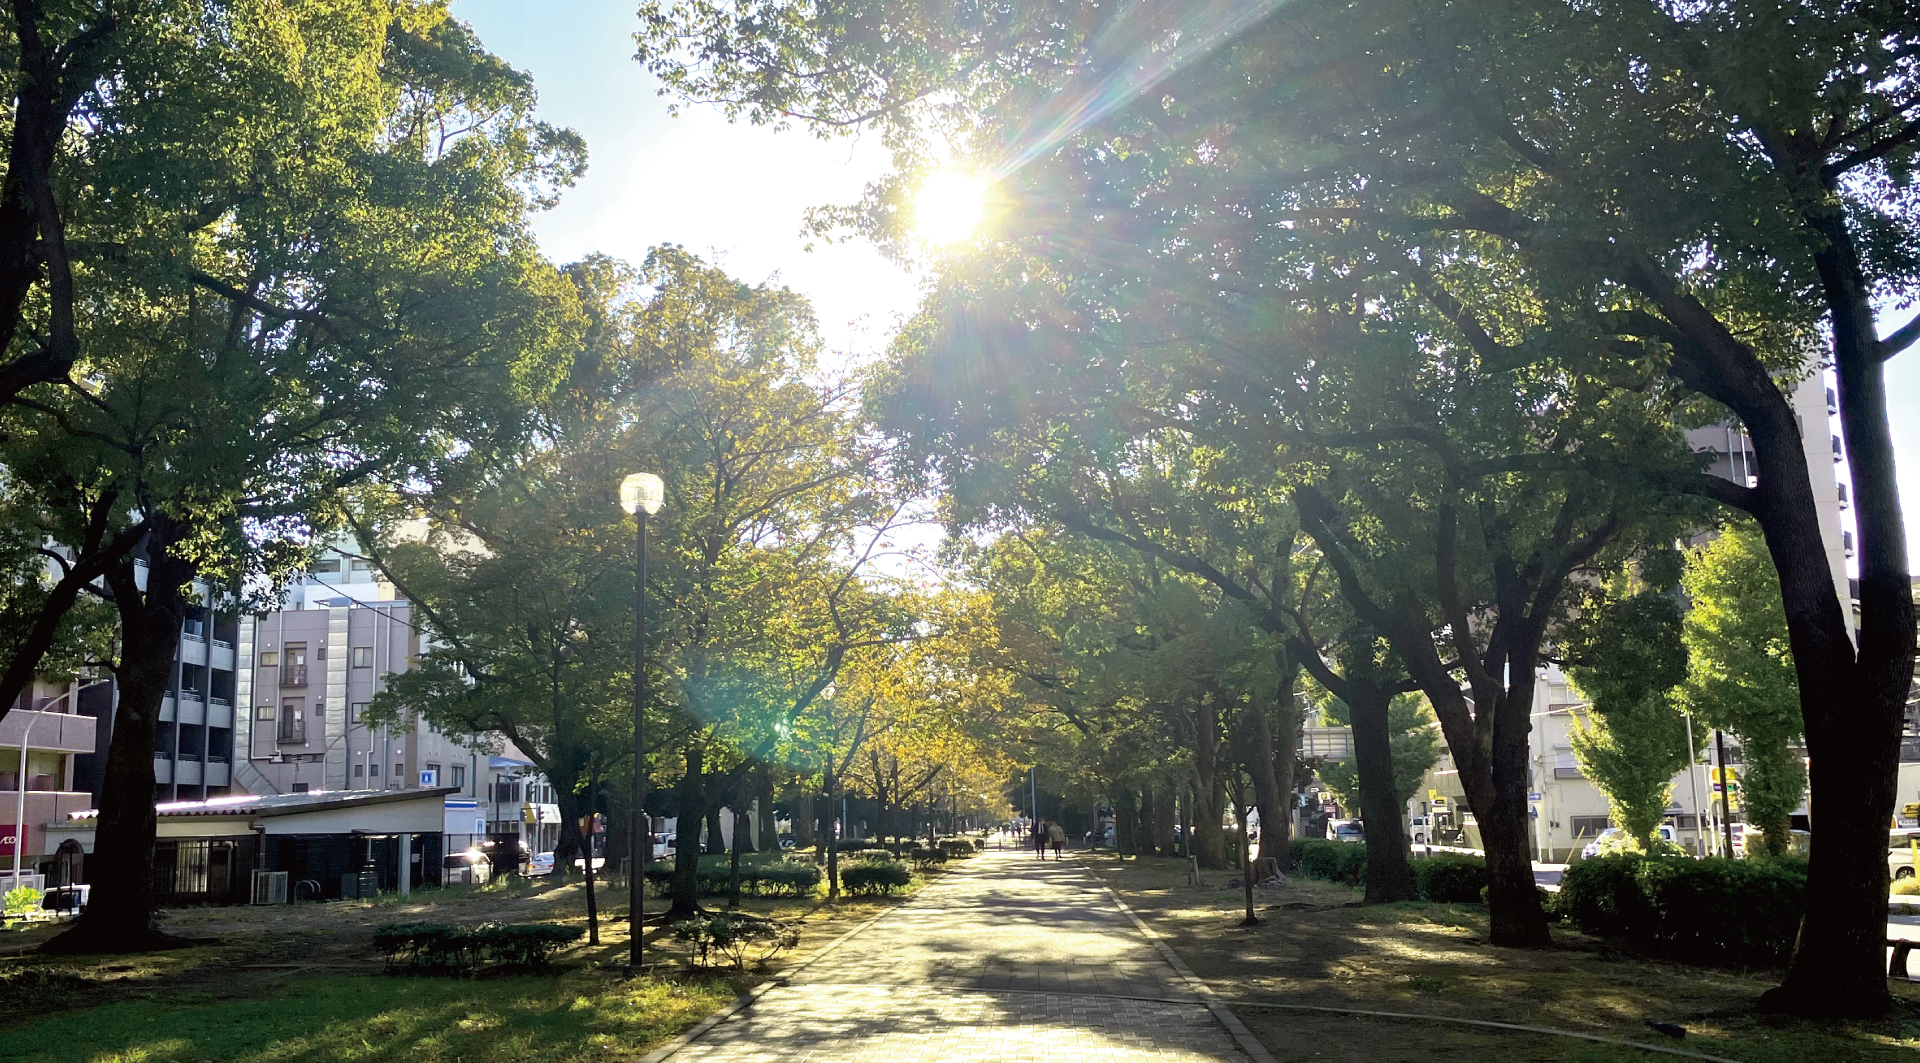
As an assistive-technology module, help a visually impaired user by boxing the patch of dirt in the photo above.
[1081,852,1920,1062]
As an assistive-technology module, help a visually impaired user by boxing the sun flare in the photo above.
[913,172,990,245]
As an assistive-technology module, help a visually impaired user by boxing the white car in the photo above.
[1408,816,1430,845]
[1892,832,1919,879]
[1328,819,1365,843]
[528,852,555,876]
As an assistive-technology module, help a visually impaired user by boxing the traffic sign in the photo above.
[1528,792,1544,802]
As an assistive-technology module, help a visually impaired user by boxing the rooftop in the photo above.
[66,786,460,821]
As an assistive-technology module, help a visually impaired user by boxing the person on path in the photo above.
[1034,820,1050,859]
[1047,819,1067,858]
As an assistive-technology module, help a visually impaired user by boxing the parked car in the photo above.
[1580,825,1677,859]
[40,884,87,913]
[1889,831,1918,879]
[528,852,555,876]
[1408,816,1430,845]
[1328,819,1365,843]
[651,833,676,860]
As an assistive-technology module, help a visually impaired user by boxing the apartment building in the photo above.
[1,681,100,889]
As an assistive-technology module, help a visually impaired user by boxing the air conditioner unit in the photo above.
[251,869,288,905]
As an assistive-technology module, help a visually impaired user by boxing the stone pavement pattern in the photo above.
[663,844,1251,1061]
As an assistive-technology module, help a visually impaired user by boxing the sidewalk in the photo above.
[655,847,1262,1062]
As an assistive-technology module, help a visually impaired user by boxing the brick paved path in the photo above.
[660,845,1254,1062]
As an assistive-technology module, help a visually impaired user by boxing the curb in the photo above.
[1074,856,1279,1063]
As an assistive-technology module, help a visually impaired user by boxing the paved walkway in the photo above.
[660,845,1258,1062]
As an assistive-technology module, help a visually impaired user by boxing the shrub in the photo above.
[1894,877,1920,897]
[3,886,41,916]
[1414,854,1487,903]
[669,914,801,969]
[939,839,975,858]
[641,858,822,897]
[908,846,949,871]
[1555,854,1807,967]
[1289,839,1368,885]
[373,921,583,973]
[841,858,912,895]
[832,839,877,853]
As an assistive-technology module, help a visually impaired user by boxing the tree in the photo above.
[1561,559,1697,854]
[31,8,583,952]
[638,0,1920,1010]
[1676,523,1807,858]
[1317,692,1441,831]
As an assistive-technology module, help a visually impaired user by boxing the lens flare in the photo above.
[913,172,990,244]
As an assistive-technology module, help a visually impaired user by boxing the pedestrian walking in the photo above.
[1047,819,1067,858]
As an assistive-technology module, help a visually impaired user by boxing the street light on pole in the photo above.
[620,471,664,972]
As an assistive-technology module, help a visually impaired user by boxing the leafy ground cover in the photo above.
[0,866,905,1062]
[1080,852,1920,1063]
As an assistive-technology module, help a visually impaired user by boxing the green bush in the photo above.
[373,921,583,973]
[669,914,801,969]
[938,839,975,858]
[641,858,822,897]
[832,839,878,853]
[1555,853,1807,967]
[908,846,949,871]
[1414,853,1487,903]
[1289,839,1368,885]
[3,886,41,916]
[841,858,912,895]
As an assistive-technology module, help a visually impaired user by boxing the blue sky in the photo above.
[455,0,1920,559]
[455,0,922,362]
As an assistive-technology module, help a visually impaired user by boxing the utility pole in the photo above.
[1714,729,1736,857]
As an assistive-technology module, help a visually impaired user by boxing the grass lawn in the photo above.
[0,969,742,1063]
[1079,852,1920,1063]
[0,852,933,1063]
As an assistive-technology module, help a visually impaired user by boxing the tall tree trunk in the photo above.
[1152,785,1178,856]
[1138,789,1156,853]
[1347,679,1417,903]
[756,765,778,852]
[1192,700,1229,867]
[1238,694,1288,872]
[824,775,841,899]
[46,547,191,953]
[704,804,726,855]
[794,789,815,849]
[1270,692,1303,873]
[667,746,706,921]
[1113,787,1138,854]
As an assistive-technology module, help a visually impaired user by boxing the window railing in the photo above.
[281,665,307,687]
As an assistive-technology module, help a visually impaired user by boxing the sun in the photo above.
[913,171,990,245]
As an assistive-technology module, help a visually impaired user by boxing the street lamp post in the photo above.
[620,471,664,972]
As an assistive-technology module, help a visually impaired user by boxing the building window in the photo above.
[394,762,403,779]
[259,651,278,668]
[312,558,340,573]
[281,644,307,687]
[256,702,276,721]
[423,762,440,787]
[350,702,368,723]
[369,762,379,777]
[1569,816,1612,839]
[354,763,364,777]
[351,647,373,668]
[291,782,309,793]
[277,700,305,744]
[451,764,466,789]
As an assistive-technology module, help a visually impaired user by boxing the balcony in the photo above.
[280,665,308,687]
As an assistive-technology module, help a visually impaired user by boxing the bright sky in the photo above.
[456,0,1920,559]
[455,0,923,363]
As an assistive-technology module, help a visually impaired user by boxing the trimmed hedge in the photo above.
[373,921,582,973]
[1289,839,1368,885]
[643,859,822,897]
[1554,853,1807,967]
[908,846,949,870]
[841,858,912,895]
[1290,842,1488,904]
[1413,853,1487,903]
[939,839,976,858]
